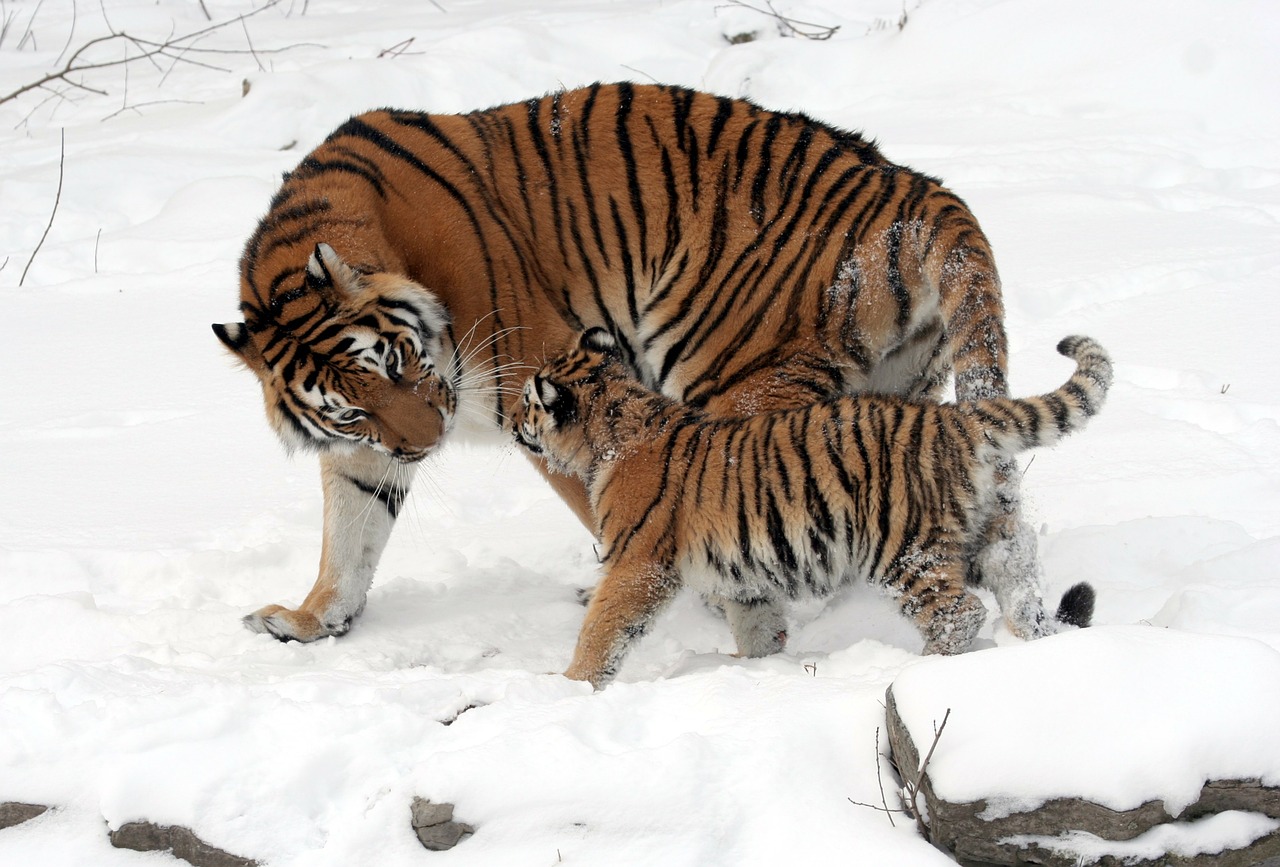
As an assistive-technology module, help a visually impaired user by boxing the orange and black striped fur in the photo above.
[214,82,1049,645]
[514,329,1109,687]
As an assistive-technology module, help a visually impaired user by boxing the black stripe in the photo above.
[706,95,735,156]
[613,82,650,274]
[346,475,406,519]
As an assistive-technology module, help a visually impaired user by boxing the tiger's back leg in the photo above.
[719,595,789,658]
[883,547,986,656]
[911,192,1063,641]
[864,308,1061,639]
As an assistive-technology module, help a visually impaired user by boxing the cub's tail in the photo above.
[1054,580,1096,629]
[966,335,1113,456]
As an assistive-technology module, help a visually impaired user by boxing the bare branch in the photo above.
[716,0,840,41]
[20,128,65,287]
[100,97,202,122]
[0,2,12,50]
[377,37,420,59]
[876,726,897,827]
[14,84,77,131]
[847,796,909,816]
[904,707,950,838]
[849,725,913,827]
[16,0,41,50]
[239,14,265,72]
[620,64,659,84]
[54,0,77,66]
[1,0,286,108]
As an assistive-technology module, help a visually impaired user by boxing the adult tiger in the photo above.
[214,82,1053,646]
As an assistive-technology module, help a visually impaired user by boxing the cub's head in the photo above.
[214,243,457,462]
[512,328,621,476]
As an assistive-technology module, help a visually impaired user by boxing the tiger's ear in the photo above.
[579,327,617,354]
[212,322,265,371]
[305,242,361,294]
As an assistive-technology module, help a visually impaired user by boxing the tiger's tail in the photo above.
[965,335,1113,457]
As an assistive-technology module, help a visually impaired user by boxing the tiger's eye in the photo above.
[384,346,402,382]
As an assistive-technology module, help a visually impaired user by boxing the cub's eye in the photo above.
[325,406,367,425]
[384,346,402,382]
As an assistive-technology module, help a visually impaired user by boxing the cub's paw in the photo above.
[242,605,351,643]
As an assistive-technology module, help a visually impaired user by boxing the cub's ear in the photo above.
[536,375,561,408]
[536,375,578,424]
[305,242,361,294]
[579,327,617,354]
[212,322,264,371]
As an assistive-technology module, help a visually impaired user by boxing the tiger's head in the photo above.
[213,243,457,463]
[512,327,622,477]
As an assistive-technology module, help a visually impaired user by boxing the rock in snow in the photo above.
[409,797,474,851]
[885,626,1280,865]
[108,821,258,867]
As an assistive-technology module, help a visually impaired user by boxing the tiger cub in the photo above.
[513,328,1110,688]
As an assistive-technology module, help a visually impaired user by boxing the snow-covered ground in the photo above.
[1,1,1278,864]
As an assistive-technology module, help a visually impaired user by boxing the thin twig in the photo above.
[239,13,264,72]
[0,1,12,50]
[0,256,9,274]
[100,97,202,121]
[620,64,659,83]
[716,0,840,40]
[377,36,419,59]
[849,724,909,826]
[20,128,65,287]
[16,0,40,50]
[1,0,285,107]
[198,0,212,22]
[54,0,77,66]
[907,707,951,837]
[847,796,909,817]
[94,227,101,273]
[120,39,129,113]
[97,0,114,33]
[875,726,896,827]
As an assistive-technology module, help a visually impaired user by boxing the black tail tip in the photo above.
[1055,581,1096,629]
[1056,335,1086,357]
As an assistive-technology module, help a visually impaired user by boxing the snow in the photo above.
[1,0,1278,865]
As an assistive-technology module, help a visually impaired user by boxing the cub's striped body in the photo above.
[216,82,1048,644]
[514,330,1110,687]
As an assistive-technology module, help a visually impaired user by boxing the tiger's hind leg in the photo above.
[719,595,789,658]
[969,464,1073,640]
[886,548,986,656]
[243,447,408,642]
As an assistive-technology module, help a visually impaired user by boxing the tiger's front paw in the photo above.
[242,604,352,643]
[563,661,612,690]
